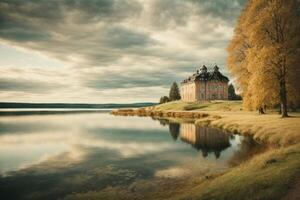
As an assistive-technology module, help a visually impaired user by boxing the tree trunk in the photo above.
[278,106,282,114]
[258,107,265,114]
[280,79,288,117]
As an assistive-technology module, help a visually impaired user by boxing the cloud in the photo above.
[148,0,246,29]
[0,0,246,102]
[102,26,156,49]
[148,0,192,29]
[0,28,50,42]
[190,0,246,24]
[0,67,70,95]
[0,78,62,93]
[83,67,180,90]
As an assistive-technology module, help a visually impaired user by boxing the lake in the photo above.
[0,110,264,200]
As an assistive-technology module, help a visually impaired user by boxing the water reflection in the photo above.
[0,109,108,116]
[228,136,266,167]
[0,111,265,200]
[169,123,180,141]
[180,123,231,158]
[155,118,264,162]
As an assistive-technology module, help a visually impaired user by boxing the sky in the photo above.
[0,0,246,103]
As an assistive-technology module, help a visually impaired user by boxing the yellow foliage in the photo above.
[227,0,300,113]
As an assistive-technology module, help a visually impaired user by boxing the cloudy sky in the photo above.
[0,0,246,103]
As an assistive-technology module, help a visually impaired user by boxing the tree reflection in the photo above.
[179,123,231,158]
[158,118,169,126]
[155,118,181,140]
[169,123,180,141]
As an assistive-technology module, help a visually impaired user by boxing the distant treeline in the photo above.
[0,102,157,109]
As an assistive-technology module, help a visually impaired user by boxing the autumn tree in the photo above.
[227,0,300,117]
[169,82,181,101]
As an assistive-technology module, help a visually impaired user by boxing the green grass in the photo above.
[154,100,243,112]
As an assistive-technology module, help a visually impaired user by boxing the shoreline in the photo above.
[111,108,211,118]
[111,107,300,146]
[110,104,300,199]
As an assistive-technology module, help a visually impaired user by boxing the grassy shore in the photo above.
[113,100,300,146]
[177,143,300,200]
[111,100,300,200]
[63,143,300,200]
[153,100,244,112]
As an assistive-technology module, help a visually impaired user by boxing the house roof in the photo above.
[181,65,229,84]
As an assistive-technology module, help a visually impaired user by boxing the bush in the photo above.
[159,96,170,104]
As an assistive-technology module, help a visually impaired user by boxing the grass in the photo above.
[153,101,300,199]
[178,144,300,200]
[110,100,300,199]
[204,111,300,146]
[62,144,300,200]
[153,100,243,112]
[151,100,300,146]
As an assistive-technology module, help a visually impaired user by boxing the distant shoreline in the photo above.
[0,102,157,109]
[0,109,110,116]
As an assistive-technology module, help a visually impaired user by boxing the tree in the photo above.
[228,84,242,100]
[227,0,300,117]
[169,82,181,101]
[159,96,170,104]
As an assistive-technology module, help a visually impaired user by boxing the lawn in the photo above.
[153,100,243,112]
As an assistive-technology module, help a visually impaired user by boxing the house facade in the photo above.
[181,65,229,102]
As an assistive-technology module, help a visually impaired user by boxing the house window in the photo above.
[201,93,204,99]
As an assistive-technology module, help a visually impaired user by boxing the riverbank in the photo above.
[178,143,300,200]
[111,100,300,200]
[112,101,300,146]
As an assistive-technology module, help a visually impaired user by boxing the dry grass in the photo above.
[62,144,300,200]
[153,100,243,112]
[109,101,300,199]
[178,144,300,200]
[151,100,300,146]
[198,111,300,146]
[152,101,300,199]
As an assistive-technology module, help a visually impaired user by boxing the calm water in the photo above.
[0,111,263,200]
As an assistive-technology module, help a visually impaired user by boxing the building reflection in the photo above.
[179,123,231,158]
[155,118,264,163]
